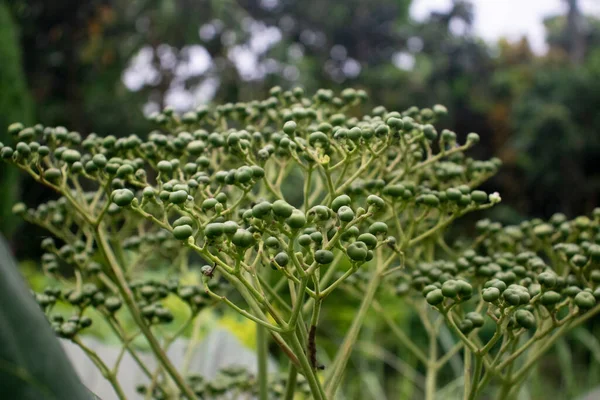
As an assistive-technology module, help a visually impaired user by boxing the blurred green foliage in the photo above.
[0,3,32,236]
[4,0,598,239]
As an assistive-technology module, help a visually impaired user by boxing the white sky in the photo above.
[411,0,600,53]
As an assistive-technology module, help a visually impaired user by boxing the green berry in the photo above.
[314,250,334,265]
[286,211,306,229]
[231,229,255,248]
[366,195,385,210]
[223,221,238,236]
[272,200,294,218]
[173,225,193,240]
[459,320,474,334]
[515,309,536,329]
[274,252,289,267]
[357,233,378,249]
[383,184,405,198]
[574,291,596,310]
[252,201,272,219]
[61,149,81,164]
[346,242,368,262]
[337,206,355,222]
[482,287,500,302]
[419,194,440,207]
[471,190,487,204]
[112,189,135,207]
[442,280,459,298]
[331,195,351,212]
[202,198,218,210]
[446,188,462,201]
[426,289,444,305]
[169,190,189,204]
[205,223,224,238]
[157,160,173,174]
[234,167,253,184]
[283,121,297,135]
[466,312,484,328]
[44,168,62,181]
[105,297,122,312]
[368,222,388,236]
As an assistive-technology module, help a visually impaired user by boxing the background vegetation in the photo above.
[1,0,600,399]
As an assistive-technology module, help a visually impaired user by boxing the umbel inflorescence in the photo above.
[1,87,599,400]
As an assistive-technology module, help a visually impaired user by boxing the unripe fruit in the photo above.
[231,229,255,248]
[574,291,596,310]
[537,271,557,289]
[383,184,405,198]
[331,195,351,212]
[112,189,135,207]
[337,206,355,222]
[105,297,122,312]
[314,250,334,265]
[274,252,289,267]
[368,222,388,236]
[272,200,294,218]
[466,312,484,328]
[169,190,189,204]
[442,280,459,298]
[62,149,81,164]
[357,233,378,249]
[286,211,307,229]
[202,198,218,210]
[173,225,193,240]
[283,121,297,135]
[471,190,487,204]
[482,287,500,302]
[366,195,385,210]
[346,242,368,262]
[459,319,474,334]
[157,160,173,174]
[426,289,444,305]
[515,309,536,329]
[223,221,238,236]
[205,223,225,238]
[252,201,272,219]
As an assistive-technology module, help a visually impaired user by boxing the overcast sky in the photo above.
[411,0,600,53]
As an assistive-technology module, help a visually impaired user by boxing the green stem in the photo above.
[73,337,127,400]
[324,249,386,398]
[257,325,269,400]
[467,356,484,400]
[283,364,298,400]
[463,348,471,400]
[425,333,438,400]
[94,228,197,399]
[286,332,326,400]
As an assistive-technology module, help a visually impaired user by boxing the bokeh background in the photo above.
[2,1,600,398]
[3,0,600,252]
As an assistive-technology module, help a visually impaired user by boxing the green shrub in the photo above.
[2,87,599,399]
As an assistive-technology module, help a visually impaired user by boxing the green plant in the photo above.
[2,87,600,399]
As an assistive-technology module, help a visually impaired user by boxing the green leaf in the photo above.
[0,235,95,399]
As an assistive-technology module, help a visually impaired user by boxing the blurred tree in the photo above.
[0,1,33,237]
[5,0,600,226]
[495,3,600,218]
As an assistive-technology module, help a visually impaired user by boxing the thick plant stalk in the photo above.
[286,331,327,400]
[325,249,387,398]
[257,324,269,400]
